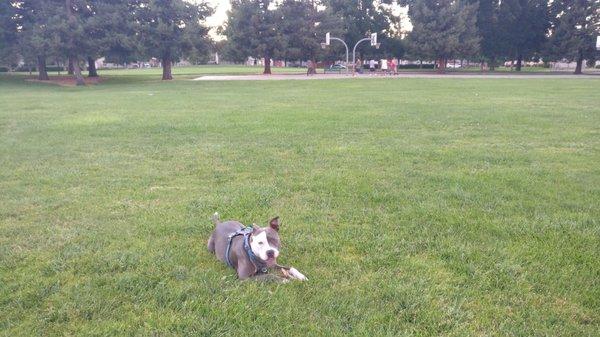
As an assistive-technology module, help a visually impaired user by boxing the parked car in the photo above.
[329,64,347,70]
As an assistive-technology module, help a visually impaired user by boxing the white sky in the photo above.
[199,0,410,39]
[205,0,231,28]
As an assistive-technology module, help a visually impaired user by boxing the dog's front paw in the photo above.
[288,267,308,281]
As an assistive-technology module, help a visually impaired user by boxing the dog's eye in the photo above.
[258,242,264,245]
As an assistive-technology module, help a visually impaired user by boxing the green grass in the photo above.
[10,64,308,79]
[1,72,599,336]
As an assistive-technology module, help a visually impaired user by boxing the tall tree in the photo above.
[135,0,212,80]
[0,1,20,68]
[326,0,398,46]
[404,0,480,73]
[547,0,599,74]
[469,0,506,70]
[79,0,140,77]
[225,0,285,74]
[62,0,85,86]
[500,0,549,71]
[278,0,339,74]
[17,0,65,80]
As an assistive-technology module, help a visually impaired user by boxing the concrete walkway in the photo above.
[193,72,600,81]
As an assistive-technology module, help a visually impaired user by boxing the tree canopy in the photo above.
[404,0,480,73]
[1,0,599,77]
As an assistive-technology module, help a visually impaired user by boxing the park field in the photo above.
[1,70,599,336]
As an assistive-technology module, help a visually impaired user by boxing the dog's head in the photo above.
[249,217,281,267]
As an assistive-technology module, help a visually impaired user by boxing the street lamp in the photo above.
[322,32,349,74]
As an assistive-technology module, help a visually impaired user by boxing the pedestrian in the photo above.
[369,59,376,73]
[391,58,397,75]
[381,58,388,75]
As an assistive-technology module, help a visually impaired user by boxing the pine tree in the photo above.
[500,0,549,71]
[405,0,480,73]
[0,1,20,68]
[135,0,212,80]
[225,0,285,74]
[278,0,339,74]
[17,0,65,80]
[547,0,599,74]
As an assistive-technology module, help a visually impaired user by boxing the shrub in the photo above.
[397,64,435,69]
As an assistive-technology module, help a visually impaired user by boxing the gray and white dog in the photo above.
[207,213,307,281]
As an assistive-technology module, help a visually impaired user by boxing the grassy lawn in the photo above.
[5,65,308,79]
[1,73,599,336]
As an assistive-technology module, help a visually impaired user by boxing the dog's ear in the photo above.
[269,217,280,231]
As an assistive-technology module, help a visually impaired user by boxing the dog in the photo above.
[207,213,307,281]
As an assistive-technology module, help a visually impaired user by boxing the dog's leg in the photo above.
[250,273,289,283]
[207,232,215,253]
[287,267,308,281]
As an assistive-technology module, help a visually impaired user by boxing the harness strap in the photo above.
[225,226,252,268]
[224,226,268,274]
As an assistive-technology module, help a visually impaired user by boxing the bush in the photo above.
[397,64,435,69]
[0,67,8,72]
[14,65,65,72]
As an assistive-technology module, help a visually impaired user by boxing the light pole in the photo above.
[321,32,349,74]
[353,33,380,76]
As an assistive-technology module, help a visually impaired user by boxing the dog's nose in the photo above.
[266,250,275,258]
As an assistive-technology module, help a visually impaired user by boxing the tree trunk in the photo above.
[263,51,271,75]
[162,54,173,80]
[436,57,446,74]
[489,56,496,71]
[71,56,85,86]
[574,50,583,75]
[37,56,49,80]
[67,57,74,75]
[515,54,523,71]
[308,57,317,75]
[87,57,98,77]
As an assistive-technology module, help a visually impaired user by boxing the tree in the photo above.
[547,0,599,74]
[0,1,20,68]
[63,0,86,85]
[500,0,549,71]
[404,0,480,73]
[135,0,212,80]
[17,0,65,80]
[278,0,339,74]
[225,0,285,74]
[79,0,141,77]
[468,0,505,70]
[327,0,398,44]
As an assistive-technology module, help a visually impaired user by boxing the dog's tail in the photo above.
[207,212,220,253]
[211,212,220,225]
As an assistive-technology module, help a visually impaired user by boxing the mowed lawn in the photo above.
[1,73,599,336]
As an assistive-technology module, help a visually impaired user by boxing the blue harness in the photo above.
[225,226,268,274]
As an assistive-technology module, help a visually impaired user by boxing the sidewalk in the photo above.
[193,71,600,81]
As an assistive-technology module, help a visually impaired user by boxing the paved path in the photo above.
[193,72,599,81]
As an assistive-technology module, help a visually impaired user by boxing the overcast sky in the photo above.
[205,0,231,28]
[201,0,410,39]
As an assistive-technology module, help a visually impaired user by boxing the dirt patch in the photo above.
[25,76,105,86]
